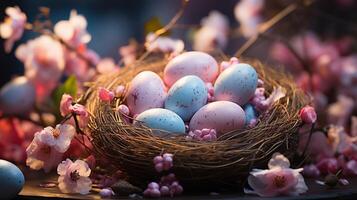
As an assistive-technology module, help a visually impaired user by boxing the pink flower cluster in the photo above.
[300,121,357,178]
[145,33,184,57]
[143,173,183,198]
[270,32,356,122]
[153,153,173,173]
[186,128,217,142]
[59,94,89,129]
[235,0,264,37]
[0,6,26,52]
[250,86,286,112]
[193,11,229,52]
[26,124,75,172]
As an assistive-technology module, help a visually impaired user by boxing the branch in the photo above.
[234,3,299,57]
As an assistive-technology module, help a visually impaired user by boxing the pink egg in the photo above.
[189,101,245,135]
[164,51,219,87]
[126,71,167,115]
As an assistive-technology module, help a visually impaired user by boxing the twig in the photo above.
[234,3,298,57]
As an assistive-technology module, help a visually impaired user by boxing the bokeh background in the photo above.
[2,0,356,87]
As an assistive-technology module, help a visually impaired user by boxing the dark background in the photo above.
[1,0,356,87]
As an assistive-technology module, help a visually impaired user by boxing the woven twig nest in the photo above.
[85,55,309,187]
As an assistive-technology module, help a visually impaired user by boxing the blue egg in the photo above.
[243,104,258,125]
[214,63,258,105]
[134,108,185,134]
[0,159,25,200]
[165,75,207,121]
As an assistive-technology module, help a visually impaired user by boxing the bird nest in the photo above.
[84,55,309,188]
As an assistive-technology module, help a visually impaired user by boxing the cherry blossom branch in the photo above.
[234,3,301,57]
[135,0,190,64]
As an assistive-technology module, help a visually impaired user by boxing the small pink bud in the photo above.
[148,182,160,189]
[118,104,130,115]
[99,188,115,197]
[115,85,125,97]
[155,162,164,172]
[160,186,170,196]
[299,106,317,124]
[98,87,114,103]
[153,156,163,164]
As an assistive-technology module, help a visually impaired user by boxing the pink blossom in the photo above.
[299,106,317,124]
[98,87,114,103]
[327,95,354,127]
[15,35,65,101]
[119,42,138,66]
[193,11,229,52]
[186,128,217,142]
[251,86,286,112]
[54,10,91,48]
[57,159,92,194]
[0,6,26,53]
[145,33,184,56]
[60,94,74,116]
[26,124,75,172]
[96,58,119,74]
[220,57,239,73]
[235,0,264,37]
[303,164,320,178]
[316,158,339,175]
[59,94,89,128]
[245,153,308,197]
[64,48,99,82]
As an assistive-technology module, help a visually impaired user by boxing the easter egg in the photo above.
[0,76,36,115]
[189,101,245,135]
[0,159,25,200]
[134,108,185,134]
[165,75,207,121]
[244,104,258,125]
[126,71,167,116]
[164,51,219,87]
[214,63,258,105]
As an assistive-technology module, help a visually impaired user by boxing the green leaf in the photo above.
[144,16,170,36]
[51,75,77,115]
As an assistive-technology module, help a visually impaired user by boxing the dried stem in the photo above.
[234,3,298,57]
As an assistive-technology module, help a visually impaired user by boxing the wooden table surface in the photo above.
[16,172,357,200]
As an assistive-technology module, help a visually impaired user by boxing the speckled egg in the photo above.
[164,51,219,87]
[244,104,258,125]
[214,63,258,105]
[165,75,207,121]
[189,101,245,135]
[0,159,25,200]
[0,76,36,115]
[134,108,185,134]
[126,71,167,116]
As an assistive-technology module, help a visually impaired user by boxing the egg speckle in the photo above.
[126,71,167,116]
[214,63,258,105]
[134,108,185,134]
[164,51,219,87]
[0,159,25,200]
[165,75,207,121]
[189,101,245,135]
